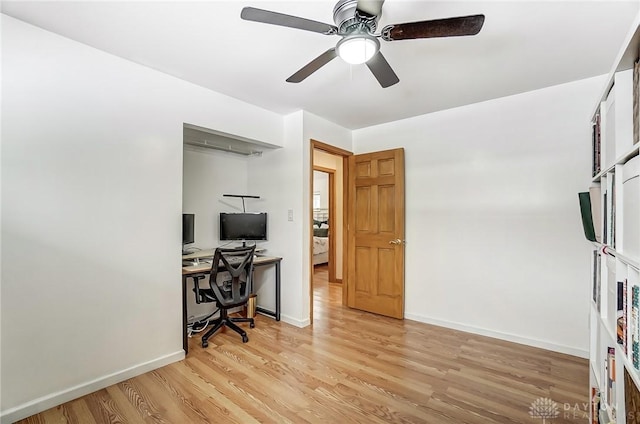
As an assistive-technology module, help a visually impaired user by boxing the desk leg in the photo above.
[275,261,281,321]
[250,265,255,294]
[182,276,188,354]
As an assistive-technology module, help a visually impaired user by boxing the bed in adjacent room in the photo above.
[313,209,329,265]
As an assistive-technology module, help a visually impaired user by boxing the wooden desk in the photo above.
[182,247,265,261]
[181,254,282,353]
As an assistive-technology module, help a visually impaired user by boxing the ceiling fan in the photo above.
[241,0,485,88]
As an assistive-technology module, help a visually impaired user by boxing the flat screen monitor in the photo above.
[182,213,195,245]
[220,212,267,242]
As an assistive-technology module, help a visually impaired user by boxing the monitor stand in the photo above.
[230,241,249,249]
[226,241,253,253]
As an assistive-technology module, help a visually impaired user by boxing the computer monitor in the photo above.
[182,214,195,253]
[220,212,267,246]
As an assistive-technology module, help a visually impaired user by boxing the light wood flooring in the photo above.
[19,266,589,423]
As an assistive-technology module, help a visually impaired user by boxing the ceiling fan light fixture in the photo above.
[337,35,379,65]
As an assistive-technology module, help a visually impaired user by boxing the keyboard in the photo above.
[182,255,257,268]
[226,257,242,265]
[182,259,209,266]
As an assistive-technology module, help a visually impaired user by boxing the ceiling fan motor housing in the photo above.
[239,2,484,88]
[333,0,379,34]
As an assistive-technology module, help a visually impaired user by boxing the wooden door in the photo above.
[347,148,405,319]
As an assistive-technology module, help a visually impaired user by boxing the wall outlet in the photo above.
[288,209,293,221]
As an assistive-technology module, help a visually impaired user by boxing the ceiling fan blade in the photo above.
[366,51,399,88]
[381,14,485,41]
[287,48,338,83]
[241,7,338,35]
[356,0,385,18]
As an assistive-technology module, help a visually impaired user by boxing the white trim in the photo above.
[404,313,588,359]
[1,351,185,424]
[280,314,310,328]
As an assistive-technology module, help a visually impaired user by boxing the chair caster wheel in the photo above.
[202,340,208,348]
[242,335,248,343]
[250,322,255,328]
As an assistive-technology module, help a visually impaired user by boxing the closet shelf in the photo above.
[183,123,279,157]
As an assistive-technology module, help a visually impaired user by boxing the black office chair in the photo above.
[192,245,256,347]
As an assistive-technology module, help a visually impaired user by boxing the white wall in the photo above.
[182,144,252,319]
[183,145,251,249]
[313,171,329,209]
[1,16,283,422]
[353,77,602,357]
[246,111,306,325]
[246,111,352,326]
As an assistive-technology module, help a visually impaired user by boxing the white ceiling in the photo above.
[2,1,638,129]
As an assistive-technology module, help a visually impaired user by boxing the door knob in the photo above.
[389,239,405,245]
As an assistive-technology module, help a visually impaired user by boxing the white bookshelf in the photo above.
[589,9,640,423]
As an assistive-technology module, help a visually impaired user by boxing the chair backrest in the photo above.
[208,245,256,309]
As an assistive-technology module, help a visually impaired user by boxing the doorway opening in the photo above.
[312,169,332,277]
[312,168,338,319]
[310,140,351,323]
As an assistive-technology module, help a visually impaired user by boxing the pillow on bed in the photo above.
[313,220,323,228]
[319,223,329,229]
[313,228,329,237]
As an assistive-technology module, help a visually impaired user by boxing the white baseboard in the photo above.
[404,312,588,359]
[1,350,185,424]
[280,313,310,328]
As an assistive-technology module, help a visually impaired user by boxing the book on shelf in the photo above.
[603,352,609,406]
[591,386,600,424]
[589,185,602,242]
[604,190,609,246]
[598,408,611,424]
[601,347,615,408]
[602,176,616,248]
[634,59,640,146]
[607,346,616,421]
[625,368,640,424]
[594,250,602,311]
[579,192,597,242]
[618,280,627,353]
[633,285,640,370]
[593,112,602,177]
